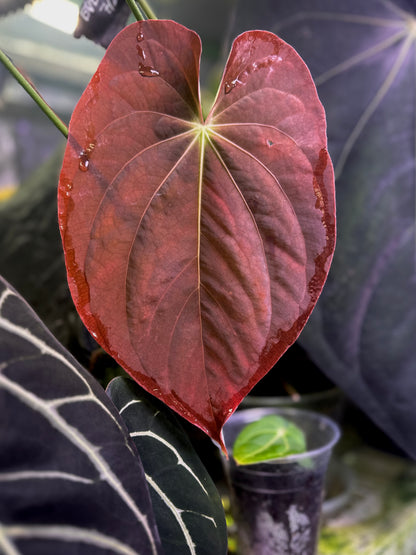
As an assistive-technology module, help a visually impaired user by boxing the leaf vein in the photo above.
[315,28,407,86]
[0,370,157,554]
[145,474,197,555]
[335,32,414,177]
[130,430,209,495]
[3,525,139,555]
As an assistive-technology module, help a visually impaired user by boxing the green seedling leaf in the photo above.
[233,414,306,465]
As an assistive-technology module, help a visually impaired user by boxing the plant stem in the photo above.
[137,0,157,19]
[125,0,145,21]
[0,49,68,139]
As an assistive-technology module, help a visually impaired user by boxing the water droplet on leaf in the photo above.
[224,80,235,94]
[224,82,232,94]
[79,155,89,172]
[78,141,96,172]
[91,71,101,86]
[64,181,73,197]
[136,45,146,59]
[138,63,160,77]
[136,31,144,42]
[224,77,242,94]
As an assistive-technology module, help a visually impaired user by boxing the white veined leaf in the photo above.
[0,276,162,555]
[107,377,228,555]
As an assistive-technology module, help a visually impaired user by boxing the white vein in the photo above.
[0,292,137,464]
[119,399,142,414]
[0,526,19,555]
[130,430,209,496]
[0,288,10,310]
[0,285,158,555]
[145,474,196,555]
[48,394,97,408]
[3,525,139,555]
[377,0,411,19]
[315,28,407,86]
[335,32,415,178]
[0,371,156,553]
[0,471,94,484]
[275,11,405,33]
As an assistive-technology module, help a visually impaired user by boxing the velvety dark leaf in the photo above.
[107,377,228,555]
[0,276,161,554]
[58,19,335,447]
[230,0,416,457]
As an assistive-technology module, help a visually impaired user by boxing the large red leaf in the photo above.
[58,19,335,448]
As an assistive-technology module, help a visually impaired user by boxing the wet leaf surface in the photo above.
[58,20,335,447]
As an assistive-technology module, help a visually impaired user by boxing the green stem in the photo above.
[136,0,157,19]
[0,49,68,139]
[125,0,145,21]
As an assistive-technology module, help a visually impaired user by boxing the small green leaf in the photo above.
[233,414,307,465]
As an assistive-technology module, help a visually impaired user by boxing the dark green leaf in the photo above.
[106,376,228,555]
[0,276,161,555]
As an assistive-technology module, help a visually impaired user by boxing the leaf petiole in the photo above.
[0,48,68,139]
[125,0,145,21]
[136,0,157,19]
[126,0,157,21]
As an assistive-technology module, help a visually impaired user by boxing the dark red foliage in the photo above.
[58,20,335,449]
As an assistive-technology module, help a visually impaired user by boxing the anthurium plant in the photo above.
[0,0,335,552]
[58,16,335,448]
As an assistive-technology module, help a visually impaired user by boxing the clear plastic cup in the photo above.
[222,407,340,555]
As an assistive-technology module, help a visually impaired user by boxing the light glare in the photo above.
[27,0,79,35]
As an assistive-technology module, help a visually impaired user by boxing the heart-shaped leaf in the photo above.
[58,20,335,447]
[0,275,161,555]
[107,376,228,555]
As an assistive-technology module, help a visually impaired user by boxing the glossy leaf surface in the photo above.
[0,276,161,555]
[107,377,228,555]
[229,0,416,457]
[58,20,335,447]
[233,414,306,465]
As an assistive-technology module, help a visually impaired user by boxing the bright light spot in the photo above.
[407,16,416,39]
[26,0,79,35]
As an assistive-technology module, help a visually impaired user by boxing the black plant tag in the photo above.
[74,0,131,48]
